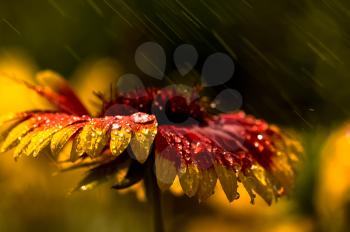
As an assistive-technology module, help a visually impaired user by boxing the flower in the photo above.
[316,124,350,231]
[0,71,301,205]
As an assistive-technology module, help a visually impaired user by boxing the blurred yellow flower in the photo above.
[70,58,122,115]
[317,123,350,231]
[0,48,48,113]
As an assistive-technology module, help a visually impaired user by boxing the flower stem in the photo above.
[144,153,165,232]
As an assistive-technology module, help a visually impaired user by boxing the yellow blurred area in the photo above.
[186,214,313,232]
[0,50,122,116]
[0,48,36,81]
[317,123,350,231]
[170,180,314,232]
[0,150,150,232]
[70,58,122,115]
[0,48,51,113]
[0,52,150,231]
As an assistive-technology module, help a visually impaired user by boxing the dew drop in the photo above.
[176,144,183,150]
[142,128,149,135]
[112,123,121,130]
[174,136,181,143]
[131,112,154,124]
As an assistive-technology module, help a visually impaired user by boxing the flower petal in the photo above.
[197,168,217,202]
[51,123,85,157]
[155,151,177,190]
[155,111,302,203]
[213,162,239,202]
[110,125,132,157]
[0,112,158,164]
[36,70,89,115]
[130,126,157,163]
[128,113,158,163]
[1,118,37,152]
[178,164,200,197]
[0,112,30,140]
[25,127,58,157]
[72,118,114,159]
[6,71,89,115]
[13,131,36,158]
[74,156,130,192]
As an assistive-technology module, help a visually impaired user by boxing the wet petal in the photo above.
[0,112,158,164]
[155,111,301,203]
[130,126,157,163]
[155,152,177,190]
[197,168,217,202]
[129,113,158,163]
[36,70,89,115]
[74,157,130,192]
[214,162,239,202]
[110,125,132,157]
[0,112,30,139]
[51,123,85,156]
[5,71,89,115]
[13,131,36,158]
[1,119,36,152]
[239,166,275,205]
[178,164,200,197]
[83,118,114,157]
[26,128,58,157]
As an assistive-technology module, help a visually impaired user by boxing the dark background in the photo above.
[1,0,350,231]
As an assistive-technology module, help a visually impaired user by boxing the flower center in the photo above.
[102,87,207,126]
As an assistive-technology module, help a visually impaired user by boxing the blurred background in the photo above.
[1,0,350,231]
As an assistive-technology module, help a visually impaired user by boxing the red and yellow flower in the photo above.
[0,71,302,204]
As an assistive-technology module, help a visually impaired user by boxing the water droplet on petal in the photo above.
[131,112,155,124]
[174,136,181,143]
[112,123,121,130]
